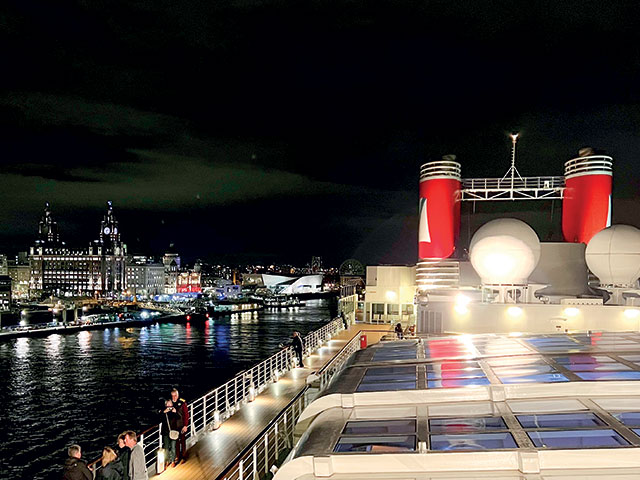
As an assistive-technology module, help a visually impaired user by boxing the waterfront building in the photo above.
[0,254,8,275]
[176,270,202,293]
[7,262,30,299]
[162,247,181,294]
[28,202,127,298]
[125,256,165,297]
[248,273,324,294]
[0,275,11,310]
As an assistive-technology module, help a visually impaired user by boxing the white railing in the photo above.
[90,316,344,477]
[218,329,366,480]
[419,160,461,180]
[564,155,613,178]
[462,175,564,191]
[318,331,361,390]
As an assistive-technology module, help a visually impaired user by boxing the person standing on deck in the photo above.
[170,388,189,464]
[124,431,147,480]
[116,433,130,480]
[160,399,183,468]
[292,331,304,367]
[62,444,93,480]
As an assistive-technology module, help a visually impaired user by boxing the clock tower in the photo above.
[98,201,122,253]
[97,201,127,293]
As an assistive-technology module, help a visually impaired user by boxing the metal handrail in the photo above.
[87,316,345,477]
[217,328,374,480]
[564,155,613,177]
[462,176,564,190]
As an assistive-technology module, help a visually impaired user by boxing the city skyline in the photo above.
[3,2,640,265]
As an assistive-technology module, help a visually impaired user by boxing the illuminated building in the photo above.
[176,271,201,293]
[0,255,8,275]
[125,256,165,297]
[28,202,127,298]
[7,263,30,299]
[0,275,11,310]
[162,247,181,294]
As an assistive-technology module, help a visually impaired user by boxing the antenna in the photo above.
[500,131,524,193]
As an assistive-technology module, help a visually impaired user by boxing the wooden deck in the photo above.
[153,323,392,480]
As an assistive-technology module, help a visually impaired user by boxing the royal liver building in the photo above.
[29,202,127,298]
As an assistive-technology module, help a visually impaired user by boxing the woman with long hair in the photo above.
[96,446,123,480]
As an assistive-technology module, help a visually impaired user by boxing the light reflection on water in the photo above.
[0,298,335,480]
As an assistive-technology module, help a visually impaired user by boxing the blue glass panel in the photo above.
[527,429,628,448]
[429,417,507,433]
[365,366,415,375]
[363,372,416,382]
[430,432,517,451]
[426,361,481,371]
[634,428,640,436]
[563,363,631,372]
[498,373,568,384]
[357,381,416,392]
[553,355,615,364]
[334,435,416,452]
[343,420,416,435]
[612,412,640,427]
[428,377,491,388]
[427,368,486,380]
[517,413,605,429]
[574,371,640,381]
[491,365,556,376]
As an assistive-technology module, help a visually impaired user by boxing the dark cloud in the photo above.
[2,1,640,264]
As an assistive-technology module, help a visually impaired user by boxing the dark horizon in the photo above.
[3,2,640,265]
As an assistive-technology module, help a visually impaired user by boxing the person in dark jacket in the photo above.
[96,446,123,480]
[292,331,304,367]
[395,322,403,339]
[62,444,93,480]
[170,388,189,464]
[116,433,130,480]
[161,399,184,467]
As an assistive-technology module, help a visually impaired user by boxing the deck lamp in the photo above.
[213,410,221,429]
[156,450,166,474]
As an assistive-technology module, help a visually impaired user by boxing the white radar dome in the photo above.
[470,218,541,285]
[585,225,640,287]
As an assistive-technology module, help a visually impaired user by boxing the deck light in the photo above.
[156,450,165,474]
[248,384,256,402]
[507,306,523,317]
[624,308,640,319]
[563,307,580,317]
[213,410,221,429]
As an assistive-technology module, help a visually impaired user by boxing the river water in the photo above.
[0,298,336,480]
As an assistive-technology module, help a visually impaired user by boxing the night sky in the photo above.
[2,1,640,265]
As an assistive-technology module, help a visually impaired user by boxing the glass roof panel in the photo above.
[574,371,640,381]
[552,355,616,364]
[429,416,507,433]
[498,373,569,384]
[611,412,640,427]
[516,413,606,429]
[428,377,491,388]
[527,429,628,448]
[357,381,416,392]
[430,432,517,451]
[334,435,416,453]
[343,419,416,435]
[563,363,632,372]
